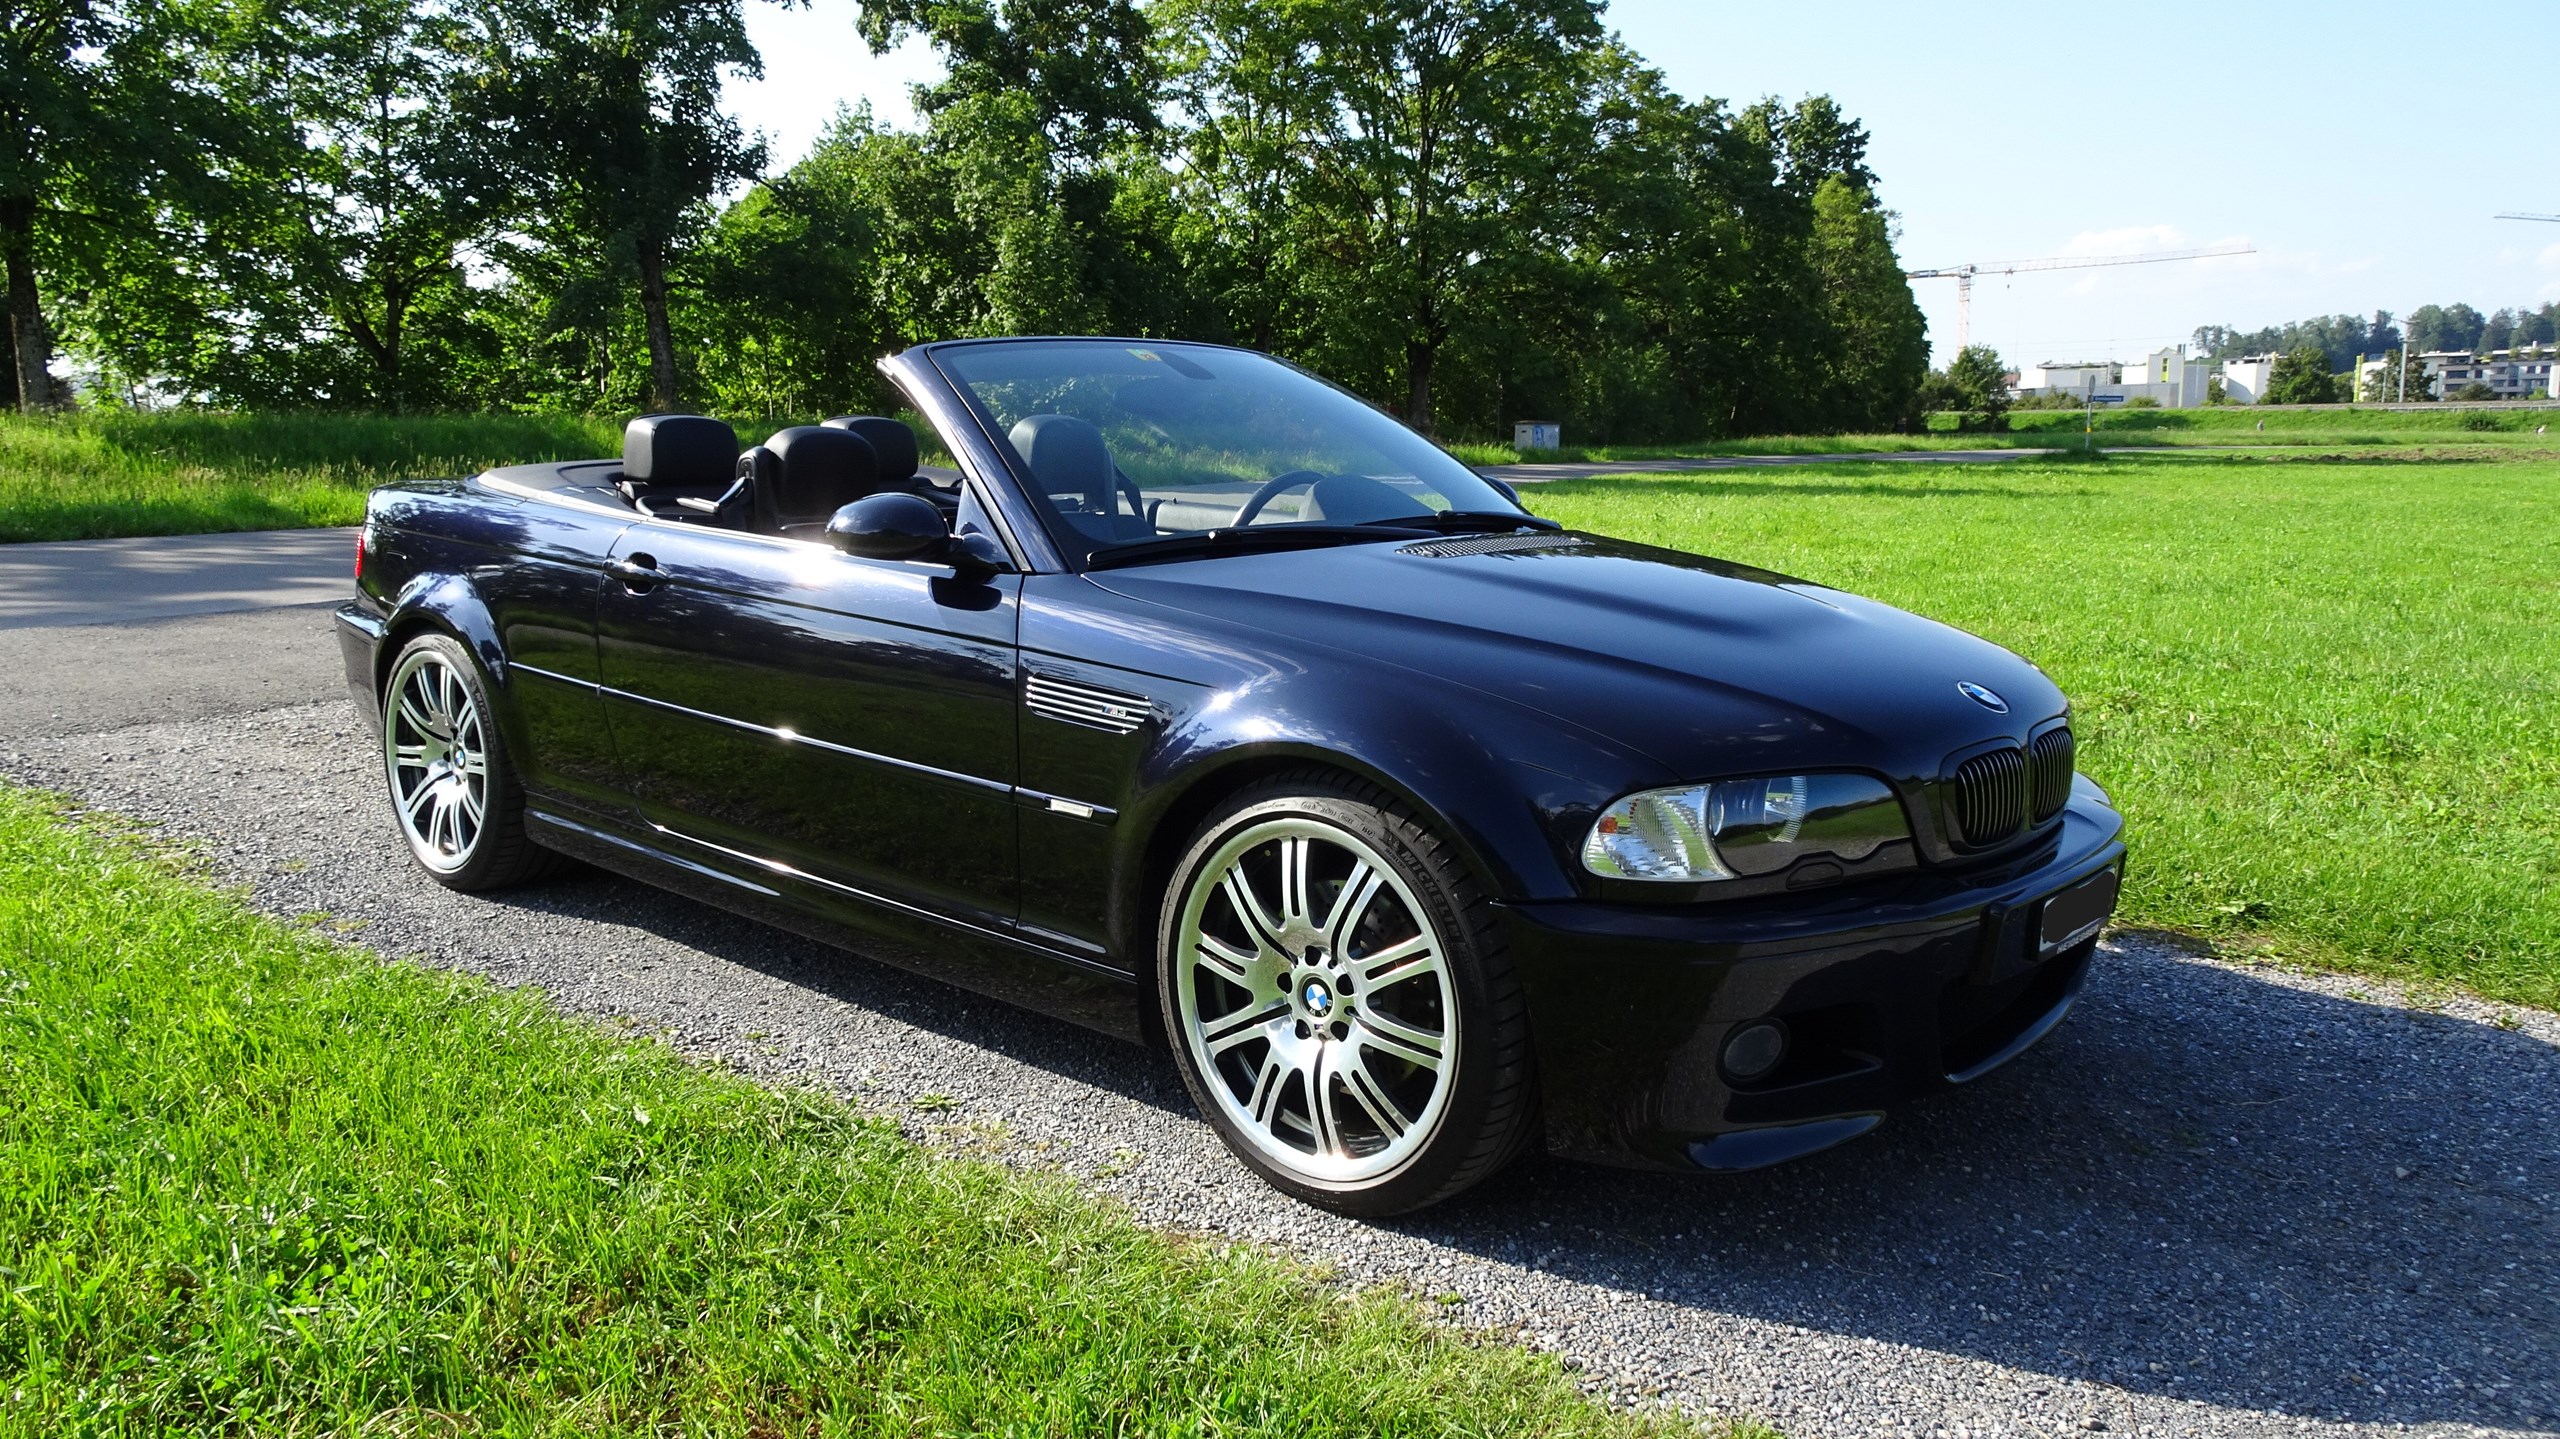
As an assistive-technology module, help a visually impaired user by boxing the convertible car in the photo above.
[337,336,2124,1216]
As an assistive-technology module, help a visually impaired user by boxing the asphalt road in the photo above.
[2,529,2553,1439]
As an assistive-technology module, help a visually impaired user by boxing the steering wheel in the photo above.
[1230,471,1330,527]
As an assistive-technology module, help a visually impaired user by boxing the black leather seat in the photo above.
[748,425,880,536]
[821,415,922,487]
[1009,414,1145,540]
[619,414,740,518]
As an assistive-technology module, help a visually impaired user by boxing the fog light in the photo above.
[1722,1019,1790,1082]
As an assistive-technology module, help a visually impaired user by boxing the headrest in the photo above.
[821,415,920,484]
[757,425,878,529]
[1008,413,1113,511]
[622,413,738,490]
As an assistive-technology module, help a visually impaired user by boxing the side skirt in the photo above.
[525,807,1146,1043]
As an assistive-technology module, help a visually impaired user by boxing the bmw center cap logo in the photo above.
[1303,980,1333,1016]
[1958,681,2009,713]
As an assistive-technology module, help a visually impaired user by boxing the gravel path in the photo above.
[6,699,2553,1439]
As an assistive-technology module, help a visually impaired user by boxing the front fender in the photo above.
[1099,647,1677,970]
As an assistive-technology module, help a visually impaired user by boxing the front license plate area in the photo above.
[2037,866,2121,954]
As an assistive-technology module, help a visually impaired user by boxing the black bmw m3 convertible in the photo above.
[338,336,2125,1215]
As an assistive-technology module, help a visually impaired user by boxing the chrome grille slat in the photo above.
[1025,674,1150,735]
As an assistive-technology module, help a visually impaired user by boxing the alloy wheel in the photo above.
[1173,817,1458,1184]
[383,647,489,873]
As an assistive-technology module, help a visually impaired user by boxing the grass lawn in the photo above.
[0,786,1749,1438]
[1532,448,2560,1011]
[1449,403,2560,465]
[0,411,626,543]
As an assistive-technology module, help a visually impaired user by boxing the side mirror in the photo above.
[825,492,1007,576]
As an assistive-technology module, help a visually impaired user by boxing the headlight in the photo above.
[1582,773,1912,883]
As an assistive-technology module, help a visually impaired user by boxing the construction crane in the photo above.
[2495,212,2560,223]
[1906,243,2256,353]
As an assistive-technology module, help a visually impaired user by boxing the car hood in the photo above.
[1085,532,2065,784]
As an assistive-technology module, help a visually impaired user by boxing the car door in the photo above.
[592,521,1022,932]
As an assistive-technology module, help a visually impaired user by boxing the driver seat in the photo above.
[1008,414,1148,541]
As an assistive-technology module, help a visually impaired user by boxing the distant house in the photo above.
[2014,347,2210,407]
[2425,348,2556,400]
[2357,348,2557,401]
[2219,354,2278,405]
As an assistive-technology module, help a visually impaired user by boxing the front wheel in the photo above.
[380,633,557,891]
[1157,771,1539,1216]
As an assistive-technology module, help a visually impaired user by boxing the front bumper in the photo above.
[1502,788,2125,1173]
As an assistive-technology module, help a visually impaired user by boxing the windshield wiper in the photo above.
[1083,523,1431,571]
[1358,509,1563,534]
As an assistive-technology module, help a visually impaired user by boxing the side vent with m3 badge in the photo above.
[1025,673,1150,735]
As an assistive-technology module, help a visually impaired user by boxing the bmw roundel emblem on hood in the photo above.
[1958,681,2009,713]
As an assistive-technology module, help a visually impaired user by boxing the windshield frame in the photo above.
[917,336,1526,573]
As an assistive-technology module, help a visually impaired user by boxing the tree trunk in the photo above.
[1,197,59,412]
[1404,336,1434,435]
[635,237,681,411]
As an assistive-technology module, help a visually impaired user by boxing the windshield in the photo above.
[932,339,1525,563]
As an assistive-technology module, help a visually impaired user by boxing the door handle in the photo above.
[607,555,664,592]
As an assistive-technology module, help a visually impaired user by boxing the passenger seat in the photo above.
[742,425,881,538]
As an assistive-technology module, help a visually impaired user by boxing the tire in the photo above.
[1156,769,1540,1216]
[379,632,559,891]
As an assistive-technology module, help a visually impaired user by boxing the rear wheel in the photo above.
[381,633,556,891]
[1157,772,1538,1216]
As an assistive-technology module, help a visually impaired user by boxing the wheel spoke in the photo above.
[1352,1008,1446,1071]
[399,777,436,824]
[1351,934,1441,991]
[459,780,485,825]
[456,751,487,779]
[1220,867,1288,954]
[1190,933,1257,988]
[1338,1048,1412,1139]
[394,743,428,769]
[1309,1045,1352,1157]
[1320,861,1382,950]
[1243,1051,1290,1129]
[1277,836,1315,930]
[397,688,438,741]
[1201,1001,1289,1056]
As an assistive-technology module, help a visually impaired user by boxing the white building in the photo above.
[2013,347,2210,407]
[2353,348,2557,402]
[2015,360,2117,394]
[2426,348,2556,400]
[2219,354,2278,404]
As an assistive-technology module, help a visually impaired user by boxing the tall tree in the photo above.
[2263,344,2341,404]
[0,0,246,408]
[1807,175,1926,431]
[1158,0,1609,433]
[460,0,764,409]
[1932,343,2008,431]
[858,0,1159,162]
[169,0,506,406]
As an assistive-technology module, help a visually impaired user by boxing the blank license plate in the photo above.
[2037,867,2120,953]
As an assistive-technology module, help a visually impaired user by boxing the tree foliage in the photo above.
[28,0,1937,439]
[2262,346,2342,405]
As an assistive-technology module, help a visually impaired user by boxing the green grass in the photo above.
[0,411,626,543]
[1532,449,2560,1011]
[1451,403,2560,465]
[0,410,959,545]
[0,785,1746,1438]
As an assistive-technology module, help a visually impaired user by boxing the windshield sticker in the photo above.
[1126,348,1160,361]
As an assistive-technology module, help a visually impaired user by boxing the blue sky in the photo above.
[726,1,2560,367]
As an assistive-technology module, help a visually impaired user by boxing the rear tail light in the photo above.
[354,527,366,580]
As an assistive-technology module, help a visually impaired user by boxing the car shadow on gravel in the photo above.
[1407,949,2558,1432]
[484,870,2554,1432]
